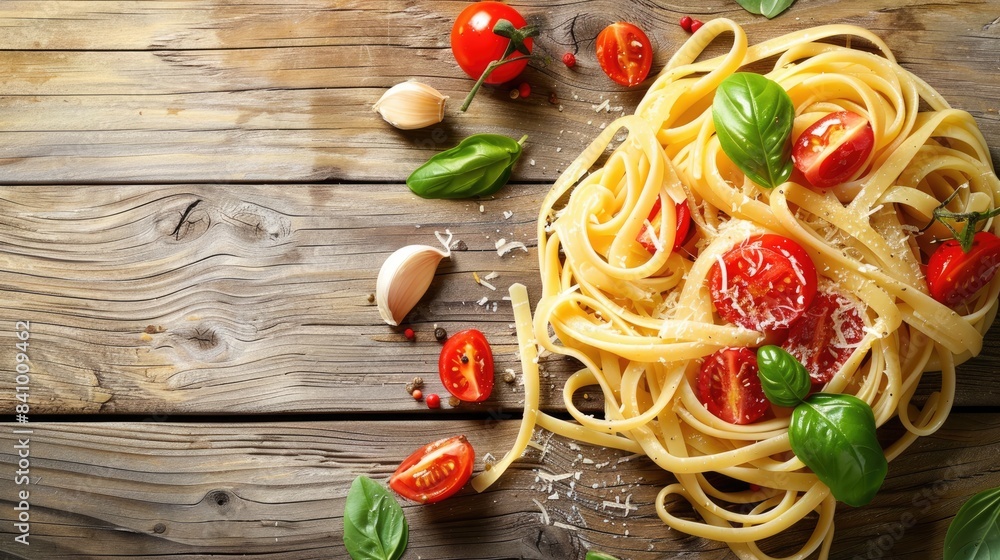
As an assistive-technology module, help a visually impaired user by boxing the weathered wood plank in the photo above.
[0,0,997,183]
[0,414,997,559]
[0,184,549,414]
[2,184,999,415]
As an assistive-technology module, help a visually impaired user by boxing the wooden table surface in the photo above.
[1,1,999,559]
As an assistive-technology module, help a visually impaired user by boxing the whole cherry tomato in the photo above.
[439,329,495,402]
[927,231,1000,307]
[708,234,818,332]
[595,22,653,87]
[389,435,474,504]
[697,347,769,425]
[792,111,875,189]
[451,2,532,85]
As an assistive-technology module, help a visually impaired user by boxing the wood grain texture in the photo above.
[2,184,1000,415]
[0,0,997,183]
[0,415,998,559]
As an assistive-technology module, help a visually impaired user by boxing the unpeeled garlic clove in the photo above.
[376,231,453,326]
[372,81,448,130]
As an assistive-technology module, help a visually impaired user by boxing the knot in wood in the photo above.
[209,490,231,508]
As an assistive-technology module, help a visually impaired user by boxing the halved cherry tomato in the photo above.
[708,234,818,332]
[595,22,653,87]
[636,197,692,254]
[792,111,875,189]
[439,329,494,402]
[389,435,474,504]
[782,291,865,388]
[697,347,769,425]
[927,231,1000,307]
[451,2,532,85]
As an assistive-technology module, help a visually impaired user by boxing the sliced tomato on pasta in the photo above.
[636,197,692,253]
[697,347,769,425]
[708,234,818,332]
[781,291,866,388]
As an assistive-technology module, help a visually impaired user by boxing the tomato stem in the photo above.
[460,55,535,112]
[928,188,1000,253]
[460,19,539,113]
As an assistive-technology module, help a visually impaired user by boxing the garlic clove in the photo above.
[376,231,454,326]
[372,81,447,130]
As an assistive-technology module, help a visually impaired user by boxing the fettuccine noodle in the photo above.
[474,19,1000,558]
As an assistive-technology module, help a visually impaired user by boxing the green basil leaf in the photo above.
[789,393,887,507]
[712,73,794,189]
[585,552,621,560]
[406,133,525,199]
[733,0,796,18]
[944,486,1000,560]
[343,475,408,560]
[756,345,811,407]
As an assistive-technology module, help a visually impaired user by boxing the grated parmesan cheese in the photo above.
[497,240,529,256]
[532,498,551,525]
[537,471,576,482]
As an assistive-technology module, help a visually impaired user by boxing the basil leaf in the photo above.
[944,486,1000,560]
[407,133,525,199]
[789,393,887,507]
[586,553,621,560]
[733,0,797,19]
[712,73,794,189]
[343,475,408,560]
[756,345,811,407]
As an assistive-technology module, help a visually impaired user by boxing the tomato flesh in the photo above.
[708,234,818,332]
[697,347,769,425]
[451,2,532,85]
[636,197,692,253]
[596,22,653,87]
[439,329,495,402]
[389,435,474,504]
[792,111,875,189]
[927,231,1000,307]
[782,291,865,388]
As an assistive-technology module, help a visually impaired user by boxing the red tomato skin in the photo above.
[927,231,1000,307]
[792,111,875,189]
[708,234,818,332]
[451,2,532,85]
[636,197,692,254]
[595,22,653,87]
[782,291,865,388]
[697,347,769,425]
[389,435,475,504]
[439,329,495,402]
